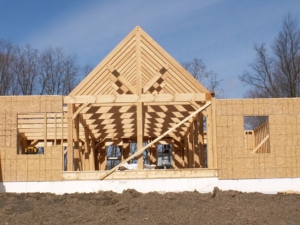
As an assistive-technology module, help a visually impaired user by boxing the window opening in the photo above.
[244,116,270,153]
[106,145,122,170]
[157,144,172,169]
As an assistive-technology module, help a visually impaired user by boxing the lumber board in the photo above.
[211,98,218,168]
[93,76,111,95]
[67,104,74,171]
[206,105,213,168]
[117,75,137,94]
[74,115,81,171]
[143,73,163,93]
[63,169,218,180]
[141,49,163,75]
[193,120,200,168]
[90,138,96,171]
[184,135,189,168]
[198,113,205,168]
[251,135,270,154]
[114,44,136,72]
[64,93,206,104]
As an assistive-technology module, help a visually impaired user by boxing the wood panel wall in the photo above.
[216,98,300,179]
[1,96,299,182]
[0,96,63,182]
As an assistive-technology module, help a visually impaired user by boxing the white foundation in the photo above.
[1,178,300,195]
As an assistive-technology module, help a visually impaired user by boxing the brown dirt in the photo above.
[0,188,299,225]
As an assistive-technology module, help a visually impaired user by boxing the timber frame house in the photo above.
[65,26,217,179]
[0,26,299,183]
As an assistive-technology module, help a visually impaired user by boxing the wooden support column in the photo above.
[206,105,214,168]
[180,138,185,168]
[194,120,200,168]
[184,135,189,168]
[198,113,205,168]
[67,104,74,171]
[171,140,175,169]
[137,102,144,169]
[84,127,91,170]
[99,140,106,170]
[212,97,218,168]
[79,141,84,170]
[94,141,100,170]
[90,138,95,171]
[136,27,143,170]
[188,121,194,168]
[73,114,81,171]
[95,141,100,170]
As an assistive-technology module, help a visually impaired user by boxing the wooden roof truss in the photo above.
[17,26,215,175]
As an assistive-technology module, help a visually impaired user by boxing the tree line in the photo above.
[0,40,92,96]
[1,13,298,99]
[240,13,300,98]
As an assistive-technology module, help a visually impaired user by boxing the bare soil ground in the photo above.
[0,188,299,225]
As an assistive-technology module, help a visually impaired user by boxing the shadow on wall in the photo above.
[0,155,6,193]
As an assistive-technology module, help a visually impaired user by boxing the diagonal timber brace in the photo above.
[251,134,270,154]
[72,102,89,120]
[99,101,211,180]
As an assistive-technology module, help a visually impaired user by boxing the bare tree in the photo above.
[182,58,206,82]
[0,40,16,95]
[0,38,83,96]
[38,47,64,95]
[62,55,79,95]
[38,47,79,95]
[182,58,223,96]
[14,44,39,95]
[205,70,223,94]
[240,13,300,98]
[82,64,93,77]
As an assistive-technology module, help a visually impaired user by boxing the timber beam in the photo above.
[64,93,207,104]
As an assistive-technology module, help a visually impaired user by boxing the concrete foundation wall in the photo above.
[1,178,300,194]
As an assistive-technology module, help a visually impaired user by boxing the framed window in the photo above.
[244,116,270,153]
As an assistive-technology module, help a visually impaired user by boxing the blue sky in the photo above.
[1,0,300,98]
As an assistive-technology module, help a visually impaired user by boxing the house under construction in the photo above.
[0,26,299,193]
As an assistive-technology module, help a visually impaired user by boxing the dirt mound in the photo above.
[0,189,299,224]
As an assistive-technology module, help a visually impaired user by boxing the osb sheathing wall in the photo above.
[0,96,63,182]
[216,98,300,179]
